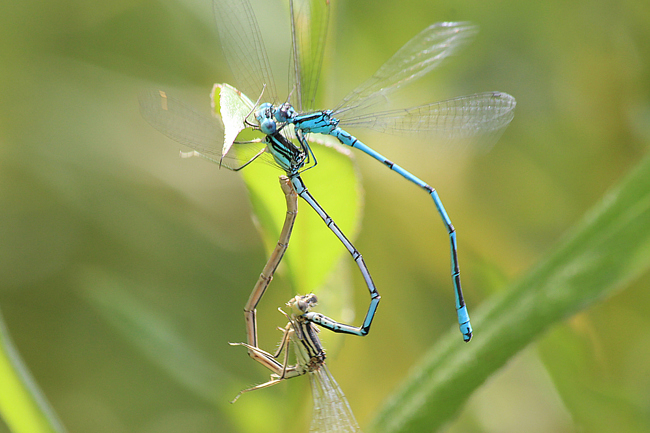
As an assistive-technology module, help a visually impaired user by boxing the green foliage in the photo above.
[241,140,361,294]
[0,310,66,433]
[371,154,650,433]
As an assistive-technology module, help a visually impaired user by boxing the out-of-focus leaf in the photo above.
[0,309,67,433]
[538,317,650,433]
[81,271,228,405]
[79,269,287,433]
[371,154,650,433]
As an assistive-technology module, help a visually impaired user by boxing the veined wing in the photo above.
[289,0,330,112]
[309,364,362,433]
[339,92,516,151]
[213,0,278,102]
[335,22,477,116]
[139,90,268,170]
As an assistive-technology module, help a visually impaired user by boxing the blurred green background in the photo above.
[1,0,649,432]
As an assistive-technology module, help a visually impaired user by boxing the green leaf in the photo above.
[241,138,362,295]
[370,154,650,433]
[0,309,67,433]
[212,82,362,296]
[537,323,648,433]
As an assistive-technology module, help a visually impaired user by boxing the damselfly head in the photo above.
[287,294,318,315]
[274,102,296,123]
[255,102,277,134]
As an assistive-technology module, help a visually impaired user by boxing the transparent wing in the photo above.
[309,365,362,433]
[335,22,477,116]
[289,0,330,112]
[339,91,516,150]
[139,90,269,170]
[213,0,277,102]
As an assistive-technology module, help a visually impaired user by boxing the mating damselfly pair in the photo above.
[233,176,362,431]
[140,0,515,429]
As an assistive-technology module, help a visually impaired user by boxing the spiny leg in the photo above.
[290,175,381,336]
[244,176,298,351]
[178,144,266,171]
[230,324,303,403]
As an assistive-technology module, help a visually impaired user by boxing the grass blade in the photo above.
[0,309,67,433]
[371,154,650,433]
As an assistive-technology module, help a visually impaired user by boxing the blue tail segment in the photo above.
[457,305,472,342]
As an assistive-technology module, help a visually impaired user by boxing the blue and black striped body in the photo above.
[262,127,381,337]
